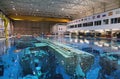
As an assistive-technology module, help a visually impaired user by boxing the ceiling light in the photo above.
[10,1,14,3]
[61,8,64,11]
[36,9,39,11]
[51,2,54,4]
[74,0,78,3]
[13,7,16,10]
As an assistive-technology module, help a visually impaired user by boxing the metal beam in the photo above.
[9,15,70,22]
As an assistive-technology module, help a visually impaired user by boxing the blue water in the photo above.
[0,37,120,79]
[56,65,71,79]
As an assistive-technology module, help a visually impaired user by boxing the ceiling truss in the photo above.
[0,0,119,20]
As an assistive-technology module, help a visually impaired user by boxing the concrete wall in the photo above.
[13,21,56,35]
[52,23,67,35]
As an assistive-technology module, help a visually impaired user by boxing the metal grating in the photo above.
[0,0,119,19]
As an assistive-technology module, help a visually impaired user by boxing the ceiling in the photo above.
[0,0,119,20]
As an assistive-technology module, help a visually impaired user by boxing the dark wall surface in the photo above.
[13,21,57,35]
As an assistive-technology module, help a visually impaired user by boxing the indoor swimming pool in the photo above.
[0,36,120,79]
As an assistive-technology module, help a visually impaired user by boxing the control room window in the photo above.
[88,22,93,26]
[103,19,109,25]
[111,18,118,24]
[83,23,86,27]
[78,24,82,27]
[75,25,77,28]
[94,20,101,26]
[114,18,118,23]
[118,17,120,23]
[111,18,114,24]
[70,25,74,28]
[83,23,87,27]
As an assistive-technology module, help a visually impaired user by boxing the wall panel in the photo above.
[13,21,56,35]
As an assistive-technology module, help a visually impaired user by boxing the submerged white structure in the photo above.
[52,23,67,36]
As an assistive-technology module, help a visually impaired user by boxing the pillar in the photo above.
[0,13,9,40]
[4,18,9,40]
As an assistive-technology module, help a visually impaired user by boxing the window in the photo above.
[111,17,120,24]
[111,18,114,24]
[70,25,74,28]
[78,24,82,27]
[94,20,101,26]
[83,23,87,27]
[75,25,77,28]
[82,22,93,27]
[59,28,60,30]
[114,18,118,23]
[103,19,109,25]
[87,22,93,26]
[118,17,120,23]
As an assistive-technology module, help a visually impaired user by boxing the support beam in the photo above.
[9,15,70,23]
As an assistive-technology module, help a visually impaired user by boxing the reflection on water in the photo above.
[50,37,120,53]
[0,36,120,79]
[48,36,120,79]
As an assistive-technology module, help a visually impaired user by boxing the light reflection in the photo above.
[111,46,118,50]
[104,43,109,47]
[13,7,16,10]
[97,44,103,47]
[94,42,99,46]
[84,39,89,44]
[74,39,78,43]
[80,40,84,43]
[94,42,103,47]
[70,39,73,42]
